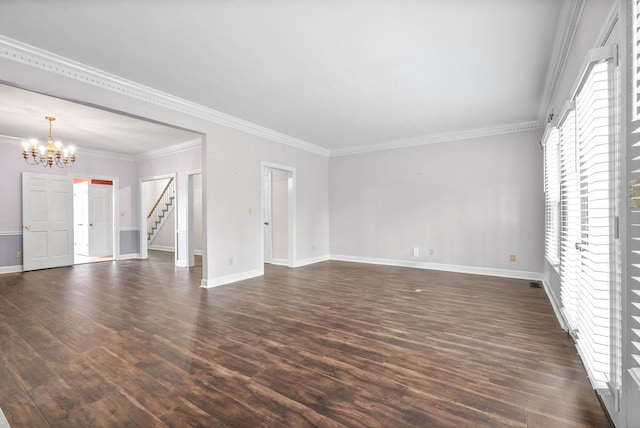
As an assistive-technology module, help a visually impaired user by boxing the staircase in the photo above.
[147,178,175,242]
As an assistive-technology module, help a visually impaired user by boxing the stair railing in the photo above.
[147,178,175,241]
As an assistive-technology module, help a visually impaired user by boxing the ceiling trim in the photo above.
[330,120,544,157]
[0,133,137,161]
[80,147,136,161]
[135,138,202,161]
[0,134,22,144]
[0,35,330,157]
[537,0,586,122]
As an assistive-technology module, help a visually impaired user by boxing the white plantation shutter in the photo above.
[559,105,580,332]
[630,0,640,392]
[573,57,614,389]
[630,162,640,390]
[634,0,640,120]
[544,127,560,266]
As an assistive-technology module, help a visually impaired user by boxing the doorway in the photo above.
[186,170,203,268]
[261,162,296,267]
[73,177,116,264]
[140,174,177,261]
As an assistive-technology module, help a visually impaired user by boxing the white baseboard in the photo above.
[541,279,568,331]
[118,253,141,260]
[148,245,174,252]
[294,254,330,267]
[0,265,22,274]
[0,406,10,428]
[194,250,203,256]
[201,268,264,288]
[269,258,289,266]
[329,254,544,281]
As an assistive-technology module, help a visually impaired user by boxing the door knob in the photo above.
[89,224,94,227]
[24,225,30,230]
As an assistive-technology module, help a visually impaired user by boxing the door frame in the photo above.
[260,162,296,268]
[139,173,177,261]
[71,173,119,261]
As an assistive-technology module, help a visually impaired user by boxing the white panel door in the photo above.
[22,172,74,271]
[88,183,113,257]
[263,171,272,263]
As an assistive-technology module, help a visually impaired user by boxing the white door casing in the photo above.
[22,172,74,271]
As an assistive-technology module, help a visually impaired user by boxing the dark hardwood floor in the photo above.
[0,251,611,427]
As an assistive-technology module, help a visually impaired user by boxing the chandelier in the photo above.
[22,116,76,168]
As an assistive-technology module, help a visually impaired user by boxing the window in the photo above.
[573,57,614,389]
[544,126,560,266]
[546,45,617,392]
[559,105,579,332]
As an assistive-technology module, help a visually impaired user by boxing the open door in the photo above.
[74,180,113,258]
[22,172,74,271]
[87,182,113,257]
[261,163,295,267]
[263,170,272,263]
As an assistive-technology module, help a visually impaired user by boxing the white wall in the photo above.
[207,124,329,283]
[330,128,544,278]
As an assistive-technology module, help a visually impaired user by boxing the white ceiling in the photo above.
[0,0,564,155]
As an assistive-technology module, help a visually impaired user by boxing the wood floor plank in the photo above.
[0,252,612,427]
[27,378,87,425]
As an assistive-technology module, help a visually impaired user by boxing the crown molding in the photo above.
[1,132,197,162]
[0,35,330,158]
[135,138,202,161]
[1,133,135,160]
[0,135,22,144]
[79,148,136,161]
[330,120,543,157]
[537,0,585,122]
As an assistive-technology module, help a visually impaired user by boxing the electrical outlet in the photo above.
[228,257,234,266]
[510,254,516,262]
[429,249,434,256]
[120,211,125,217]
[16,251,22,258]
